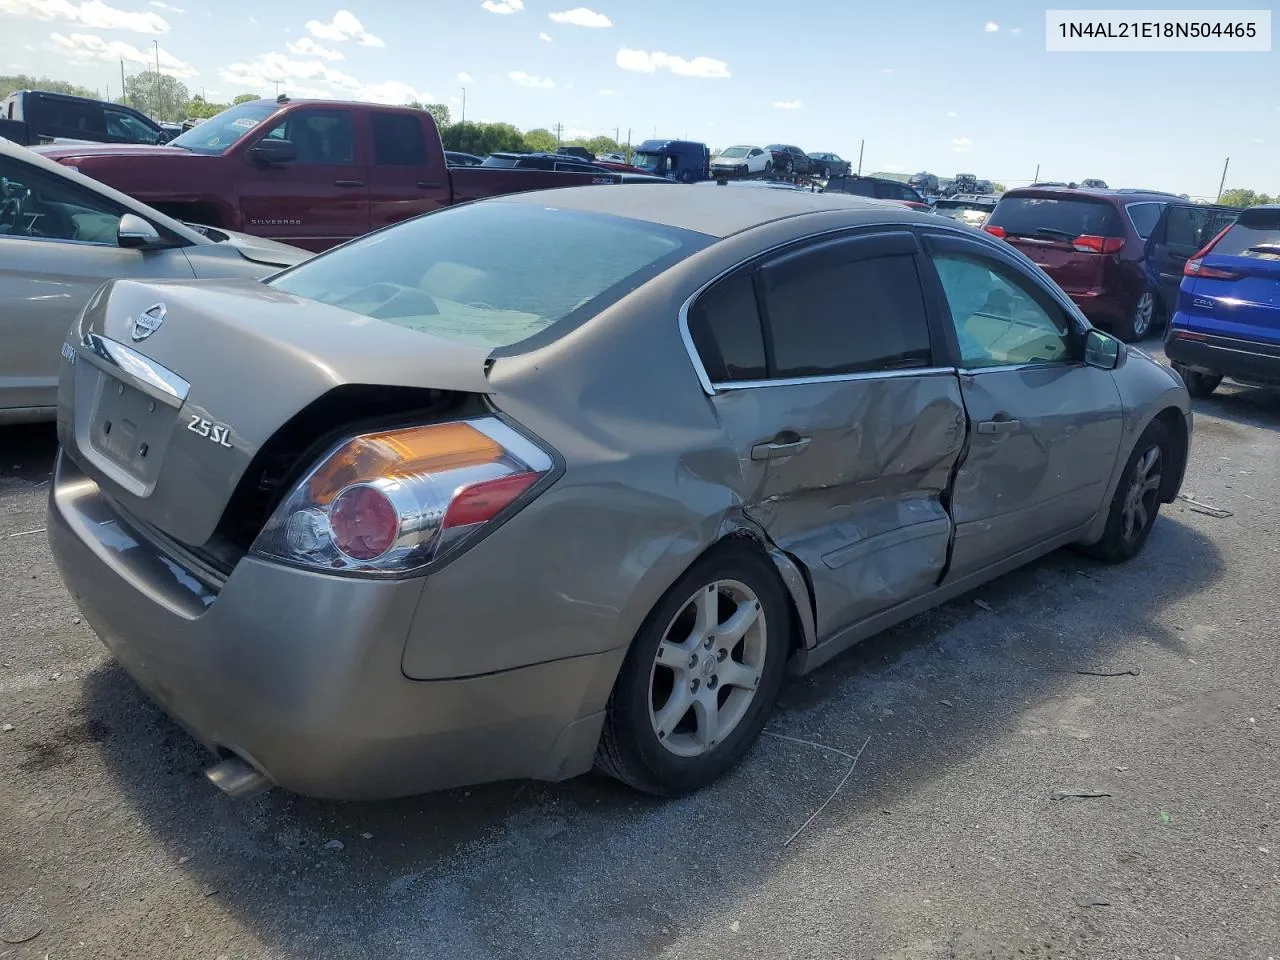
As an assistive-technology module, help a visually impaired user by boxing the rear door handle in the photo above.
[750,436,812,460]
[334,179,365,187]
[416,181,444,189]
[976,418,1020,435]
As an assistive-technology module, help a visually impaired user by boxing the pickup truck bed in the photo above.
[35,98,623,252]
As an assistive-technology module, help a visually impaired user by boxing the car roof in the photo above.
[500,183,906,238]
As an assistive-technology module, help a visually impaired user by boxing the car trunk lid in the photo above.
[62,277,493,548]
[985,193,1124,294]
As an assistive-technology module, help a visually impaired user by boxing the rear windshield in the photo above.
[1214,208,1280,259]
[267,201,709,348]
[480,155,520,167]
[168,100,280,155]
[987,196,1123,238]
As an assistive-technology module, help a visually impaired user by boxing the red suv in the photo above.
[982,187,1237,341]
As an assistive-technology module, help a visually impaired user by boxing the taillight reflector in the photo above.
[1072,235,1124,254]
[1184,258,1241,280]
[443,472,540,530]
[983,224,1006,238]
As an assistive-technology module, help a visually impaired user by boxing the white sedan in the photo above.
[710,145,771,178]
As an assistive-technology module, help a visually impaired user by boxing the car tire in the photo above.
[1116,288,1158,342]
[1172,363,1223,398]
[595,543,792,797]
[763,160,772,175]
[1077,419,1173,564]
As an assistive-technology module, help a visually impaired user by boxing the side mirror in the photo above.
[249,138,297,165]
[117,213,164,249]
[1083,328,1123,370]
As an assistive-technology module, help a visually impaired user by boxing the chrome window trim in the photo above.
[0,233,118,249]
[714,366,956,392]
[957,360,1075,376]
[80,332,190,405]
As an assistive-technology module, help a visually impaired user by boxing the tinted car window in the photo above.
[1125,201,1166,239]
[269,202,708,349]
[763,254,932,378]
[260,109,354,165]
[104,107,162,144]
[987,196,1123,238]
[825,177,874,198]
[0,156,122,243]
[42,96,105,136]
[688,272,767,382]
[933,253,1071,367]
[1165,205,1209,247]
[1212,207,1280,258]
[371,113,427,165]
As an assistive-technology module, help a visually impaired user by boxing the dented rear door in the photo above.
[690,230,966,641]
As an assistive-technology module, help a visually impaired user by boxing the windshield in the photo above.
[168,100,280,155]
[268,201,709,348]
[632,151,662,171]
[481,155,520,167]
[987,196,1123,238]
[718,147,749,159]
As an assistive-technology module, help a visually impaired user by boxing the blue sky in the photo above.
[2,0,1276,196]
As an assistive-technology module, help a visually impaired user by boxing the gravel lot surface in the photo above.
[2,355,1278,960]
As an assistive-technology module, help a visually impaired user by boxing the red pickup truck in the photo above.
[35,97,624,252]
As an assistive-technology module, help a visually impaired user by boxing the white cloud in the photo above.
[947,110,960,118]
[286,36,343,60]
[1255,138,1265,144]
[951,136,973,153]
[548,6,610,27]
[148,0,183,11]
[1011,26,1022,34]
[985,21,999,32]
[616,47,730,79]
[597,87,614,95]
[538,30,552,41]
[49,31,195,76]
[218,51,429,104]
[508,70,554,88]
[305,10,383,47]
[481,0,522,13]
[457,71,473,82]
[0,0,169,33]
[772,99,802,110]
[879,67,893,75]
[564,126,591,139]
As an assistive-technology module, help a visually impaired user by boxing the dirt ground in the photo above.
[2,357,1278,960]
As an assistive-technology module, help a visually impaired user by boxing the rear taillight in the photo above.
[251,417,554,575]
[1071,235,1124,254]
[983,224,1006,238]
[1184,224,1239,279]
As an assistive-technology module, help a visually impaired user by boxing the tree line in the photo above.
[3,74,1275,203]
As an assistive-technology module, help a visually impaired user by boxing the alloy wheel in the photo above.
[1121,445,1162,542]
[1132,291,1155,338]
[648,579,767,758]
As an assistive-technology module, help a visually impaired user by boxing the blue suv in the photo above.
[1165,205,1280,397]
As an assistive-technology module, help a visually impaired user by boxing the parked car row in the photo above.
[709,144,852,180]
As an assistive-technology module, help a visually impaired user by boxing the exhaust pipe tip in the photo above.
[206,756,271,798]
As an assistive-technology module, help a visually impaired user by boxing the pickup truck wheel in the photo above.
[1078,419,1172,564]
[595,543,791,797]
[1172,363,1223,398]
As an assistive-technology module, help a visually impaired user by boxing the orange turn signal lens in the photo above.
[307,422,504,503]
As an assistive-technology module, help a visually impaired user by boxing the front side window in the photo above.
[259,109,354,166]
[933,252,1072,367]
[763,253,932,378]
[104,107,162,144]
[371,113,427,166]
[268,201,707,349]
[0,157,122,243]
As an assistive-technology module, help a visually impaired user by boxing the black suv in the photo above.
[824,175,929,208]
[764,144,812,175]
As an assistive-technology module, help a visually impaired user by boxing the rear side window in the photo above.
[371,113,428,165]
[41,97,104,136]
[1213,207,1280,258]
[687,273,767,382]
[1126,201,1165,238]
[988,196,1123,238]
[763,254,932,378]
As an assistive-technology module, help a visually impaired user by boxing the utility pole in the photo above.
[120,59,127,106]
[626,127,631,161]
[1216,157,1230,202]
[153,40,160,117]
[857,139,864,175]
[461,87,466,125]
[1033,163,1040,184]
[555,122,562,146]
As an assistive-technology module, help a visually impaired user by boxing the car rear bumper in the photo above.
[47,452,616,799]
[1165,325,1280,387]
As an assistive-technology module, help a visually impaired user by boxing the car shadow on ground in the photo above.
[0,423,57,486]
[1193,383,1280,431]
[70,515,1221,959]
